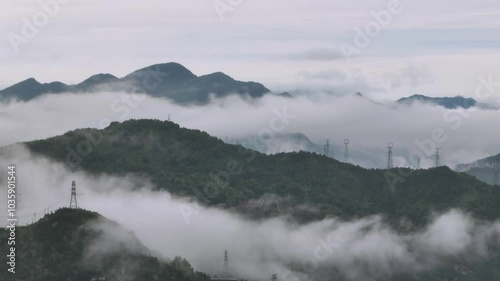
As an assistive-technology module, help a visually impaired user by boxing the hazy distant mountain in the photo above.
[457,153,500,185]
[0,62,271,104]
[236,131,385,168]
[72,73,120,92]
[354,91,382,105]
[0,78,65,101]
[237,132,319,154]
[458,153,500,170]
[277,92,293,98]
[396,94,498,109]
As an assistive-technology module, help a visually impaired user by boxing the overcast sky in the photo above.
[1,0,500,100]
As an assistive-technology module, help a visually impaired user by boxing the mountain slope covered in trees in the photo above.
[0,208,210,281]
[20,119,500,226]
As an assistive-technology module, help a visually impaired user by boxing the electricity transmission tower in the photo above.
[69,181,78,209]
[433,148,442,168]
[324,140,330,157]
[387,142,394,169]
[343,139,350,163]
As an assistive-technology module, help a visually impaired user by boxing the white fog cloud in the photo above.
[0,91,499,168]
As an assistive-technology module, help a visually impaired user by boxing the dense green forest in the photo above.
[0,208,211,281]
[23,119,500,226]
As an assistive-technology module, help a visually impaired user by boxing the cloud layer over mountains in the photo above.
[0,90,499,168]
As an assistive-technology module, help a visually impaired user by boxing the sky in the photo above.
[1,0,500,101]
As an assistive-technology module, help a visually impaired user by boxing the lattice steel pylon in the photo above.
[70,181,78,209]
[324,139,331,157]
[433,148,442,168]
[387,142,394,169]
[344,139,350,163]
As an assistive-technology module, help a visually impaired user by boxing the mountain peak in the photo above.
[11,77,42,88]
[397,94,478,109]
[0,62,272,104]
[23,77,41,84]
[35,207,101,228]
[278,92,293,98]
[125,62,197,80]
[203,71,234,79]
[80,73,118,84]
[0,77,46,101]
[75,73,120,91]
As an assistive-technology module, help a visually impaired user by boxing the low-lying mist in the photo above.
[0,91,499,169]
[1,146,500,281]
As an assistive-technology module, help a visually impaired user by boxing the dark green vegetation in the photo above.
[397,94,479,109]
[3,119,500,281]
[457,153,500,186]
[0,208,210,281]
[24,119,500,226]
[0,63,270,104]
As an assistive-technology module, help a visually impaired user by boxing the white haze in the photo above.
[1,146,500,281]
[0,91,500,168]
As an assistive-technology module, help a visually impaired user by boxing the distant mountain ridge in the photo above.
[3,66,499,109]
[0,62,271,104]
[458,153,500,170]
[457,153,500,185]
[397,94,477,109]
[397,94,497,110]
